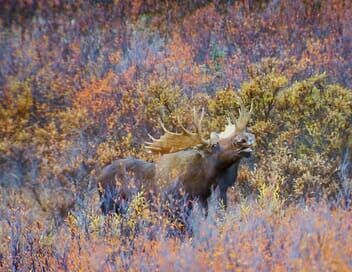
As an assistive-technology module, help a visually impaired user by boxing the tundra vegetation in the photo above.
[0,0,352,271]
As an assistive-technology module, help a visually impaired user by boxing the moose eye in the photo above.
[211,143,219,150]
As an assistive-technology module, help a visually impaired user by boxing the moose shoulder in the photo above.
[98,105,255,214]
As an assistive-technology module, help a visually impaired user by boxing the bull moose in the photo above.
[98,103,255,215]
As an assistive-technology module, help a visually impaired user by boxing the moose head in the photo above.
[144,102,255,208]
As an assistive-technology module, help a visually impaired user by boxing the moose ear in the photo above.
[210,132,219,144]
[246,127,254,133]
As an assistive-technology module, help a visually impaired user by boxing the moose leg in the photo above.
[219,187,228,208]
[217,163,239,209]
[99,184,119,215]
[98,159,130,215]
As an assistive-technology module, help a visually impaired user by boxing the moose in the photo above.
[98,103,255,215]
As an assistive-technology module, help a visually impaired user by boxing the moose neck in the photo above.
[219,156,242,171]
[207,149,243,172]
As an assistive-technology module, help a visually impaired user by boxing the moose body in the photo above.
[98,158,155,214]
[98,104,255,215]
[98,150,246,215]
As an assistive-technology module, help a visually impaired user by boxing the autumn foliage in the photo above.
[0,0,351,271]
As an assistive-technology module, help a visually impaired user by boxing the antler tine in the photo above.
[196,107,209,144]
[192,107,204,132]
[198,107,205,131]
[234,98,253,132]
[145,145,162,152]
[239,100,245,115]
[249,99,254,115]
[225,110,236,124]
[177,116,195,136]
[147,133,160,142]
[159,118,179,135]
[192,107,198,131]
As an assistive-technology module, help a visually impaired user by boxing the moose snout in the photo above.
[233,133,255,147]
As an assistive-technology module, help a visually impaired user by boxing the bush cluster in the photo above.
[0,1,351,270]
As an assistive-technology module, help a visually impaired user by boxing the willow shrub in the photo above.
[238,62,351,202]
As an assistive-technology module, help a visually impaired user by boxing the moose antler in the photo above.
[145,108,210,154]
[234,99,253,132]
[218,99,253,140]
